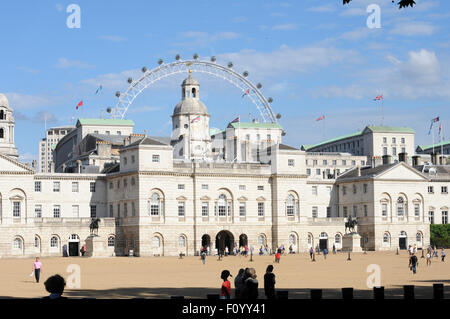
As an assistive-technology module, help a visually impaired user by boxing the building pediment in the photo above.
[0,154,34,173]
[256,196,266,202]
[200,195,211,201]
[176,195,187,201]
[237,196,248,202]
[9,195,24,201]
[376,163,428,181]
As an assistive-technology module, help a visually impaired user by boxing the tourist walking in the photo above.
[426,251,432,266]
[264,265,276,299]
[275,248,281,263]
[241,268,258,299]
[332,244,336,254]
[441,249,446,262]
[220,270,232,299]
[80,244,86,256]
[409,253,418,274]
[31,257,42,283]
[234,269,245,298]
[309,247,314,260]
[201,250,206,265]
[323,248,328,260]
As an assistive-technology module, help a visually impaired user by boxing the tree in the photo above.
[430,224,450,248]
[343,0,416,9]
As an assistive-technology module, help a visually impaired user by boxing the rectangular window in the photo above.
[332,160,337,166]
[72,182,79,192]
[109,205,113,218]
[312,186,318,195]
[35,181,41,192]
[35,205,42,218]
[53,205,60,218]
[131,155,135,163]
[392,147,397,156]
[392,137,396,144]
[326,186,331,195]
[363,184,368,193]
[109,182,113,189]
[258,202,264,217]
[353,205,357,217]
[342,160,347,166]
[306,168,311,176]
[132,202,136,217]
[382,203,388,217]
[257,185,264,191]
[351,160,356,166]
[178,184,185,190]
[117,131,121,135]
[401,137,405,144]
[313,160,318,165]
[239,202,246,217]
[123,178,128,188]
[53,181,60,192]
[202,202,209,217]
[202,184,208,190]
[316,169,321,175]
[414,204,420,217]
[428,186,434,194]
[72,205,79,218]
[326,207,331,218]
[428,211,434,224]
[123,203,128,217]
[361,160,365,165]
[312,206,318,218]
[442,211,448,224]
[343,206,348,217]
[288,159,295,167]
[383,147,387,155]
[117,204,121,217]
[364,205,368,217]
[90,205,97,218]
[343,186,347,195]
[152,155,160,163]
[178,202,185,217]
[90,182,96,192]
[442,186,448,194]
[323,160,327,165]
[239,185,246,191]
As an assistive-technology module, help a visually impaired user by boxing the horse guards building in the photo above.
[0,75,448,258]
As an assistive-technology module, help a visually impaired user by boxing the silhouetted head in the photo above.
[221,270,231,281]
[44,274,66,295]
[266,265,273,273]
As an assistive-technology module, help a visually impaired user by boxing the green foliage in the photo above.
[430,224,450,248]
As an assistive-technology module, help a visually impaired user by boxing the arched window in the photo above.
[153,236,160,248]
[0,128,4,139]
[320,232,328,239]
[400,231,407,237]
[335,234,341,244]
[192,88,196,98]
[307,234,312,245]
[416,232,422,242]
[13,237,22,250]
[286,194,295,216]
[50,236,59,248]
[218,194,227,216]
[108,236,115,247]
[150,193,160,216]
[178,236,186,247]
[397,197,405,216]
[258,234,266,246]
[383,233,390,244]
[289,234,296,245]
[34,236,40,249]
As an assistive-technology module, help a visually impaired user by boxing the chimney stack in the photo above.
[412,155,422,166]
[382,155,392,165]
[399,152,408,163]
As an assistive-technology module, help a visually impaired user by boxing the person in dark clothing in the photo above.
[409,253,418,274]
[264,265,276,299]
[241,268,258,299]
[43,274,67,299]
[234,268,245,298]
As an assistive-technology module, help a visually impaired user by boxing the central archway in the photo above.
[216,230,234,255]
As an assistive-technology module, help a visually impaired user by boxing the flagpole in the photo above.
[432,124,435,161]
[322,117,325,140]
[381,97,384,126]
[441,123,444,165]
[189,117,191,162]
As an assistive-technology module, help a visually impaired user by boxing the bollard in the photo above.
[312,253,316,262]
[342,287,354,300]
[373,286,384,300]
[310,289,322,300]
[403,285,415,300]
[277,290,289,299]
[171,296,185,299]
[433,284,444,300]
[347,251,351,261]
[396,247,399,255]
[207,294,220,299]
[421,249,424,258]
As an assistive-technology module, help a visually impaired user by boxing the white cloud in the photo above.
[127,106,163,114]
[55,58,94,69]
[308,4,336,13]
[100,35,126,42]
[16,66,40,74]
[390,22,436,36]
[3,93,55,110]
[55,3,64,12]
[272,23,298,31]
[80,68,141,90]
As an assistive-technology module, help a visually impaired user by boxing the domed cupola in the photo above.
[171,73,211,161]
[0,94,19,159]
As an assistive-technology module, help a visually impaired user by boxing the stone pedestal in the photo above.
[85,235,108,257]
[342,233,362,253]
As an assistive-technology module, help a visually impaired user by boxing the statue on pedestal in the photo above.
[89,218,101,236]
[345,216,358,234]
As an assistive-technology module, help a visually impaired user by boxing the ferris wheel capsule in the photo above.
[127,77,133,84]
[115,91,121,98]
[257,83,262,89]
[227,62,233,68]
[268,97,273,103]
[141,66,147,73]
[175,54,181,61]
[243,71,249,77]
[193,53,199,60]
[158,58,163,65]
[210,56,216,62]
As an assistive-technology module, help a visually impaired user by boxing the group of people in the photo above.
[408,245,446,274]
[220,266,276,299]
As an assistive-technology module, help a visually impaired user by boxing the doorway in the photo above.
[68,234,80,256]
[215,230,234,255]
[399,231,407,250]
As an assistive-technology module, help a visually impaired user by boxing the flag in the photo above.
[241,89,250,98]
[95,85,103,95]
[191,115,200,123]
[373,95,383,101]
[428,116,439,135]
[76,100,83,110]
[316,115,325,121]
[231,117,240,123]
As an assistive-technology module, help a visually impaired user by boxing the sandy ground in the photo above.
[0,251,448,299]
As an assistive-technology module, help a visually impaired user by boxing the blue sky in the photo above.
[0,0,449,162]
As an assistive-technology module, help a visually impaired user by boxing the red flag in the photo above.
[373,95,383,101]
[231,117,240,123]
[316,115,325,121]
[76,100,83,110]
[191,115,200,123]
